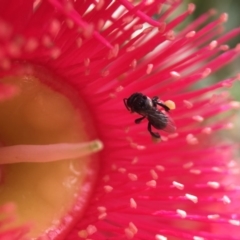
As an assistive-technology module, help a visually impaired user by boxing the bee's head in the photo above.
[124,93,152,112]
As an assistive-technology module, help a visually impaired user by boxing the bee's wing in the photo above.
[148,110,177,133]
[162,114,177,133]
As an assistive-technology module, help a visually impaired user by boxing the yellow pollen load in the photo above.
[164,100,176,110]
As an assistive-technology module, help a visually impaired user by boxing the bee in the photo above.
[123,92,176,139]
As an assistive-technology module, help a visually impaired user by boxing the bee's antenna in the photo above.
[123,98,130,111]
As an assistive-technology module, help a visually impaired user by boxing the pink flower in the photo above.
[0,0,240,239]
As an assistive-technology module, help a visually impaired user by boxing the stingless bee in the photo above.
[123,92,176,139]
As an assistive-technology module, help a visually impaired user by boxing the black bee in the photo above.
[124,92,176,139]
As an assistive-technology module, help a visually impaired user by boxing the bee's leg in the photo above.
[156,102,170,112]
[148,122,160,138]
[152,96,159,108]
[152,97,170,112]
[135,116,146,124]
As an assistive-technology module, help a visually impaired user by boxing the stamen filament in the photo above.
[0,140,103,164]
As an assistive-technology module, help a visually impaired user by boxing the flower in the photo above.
[0,0,240,240]
[0,202,30,239]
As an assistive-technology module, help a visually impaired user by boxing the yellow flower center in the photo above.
[0,74,101,238]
